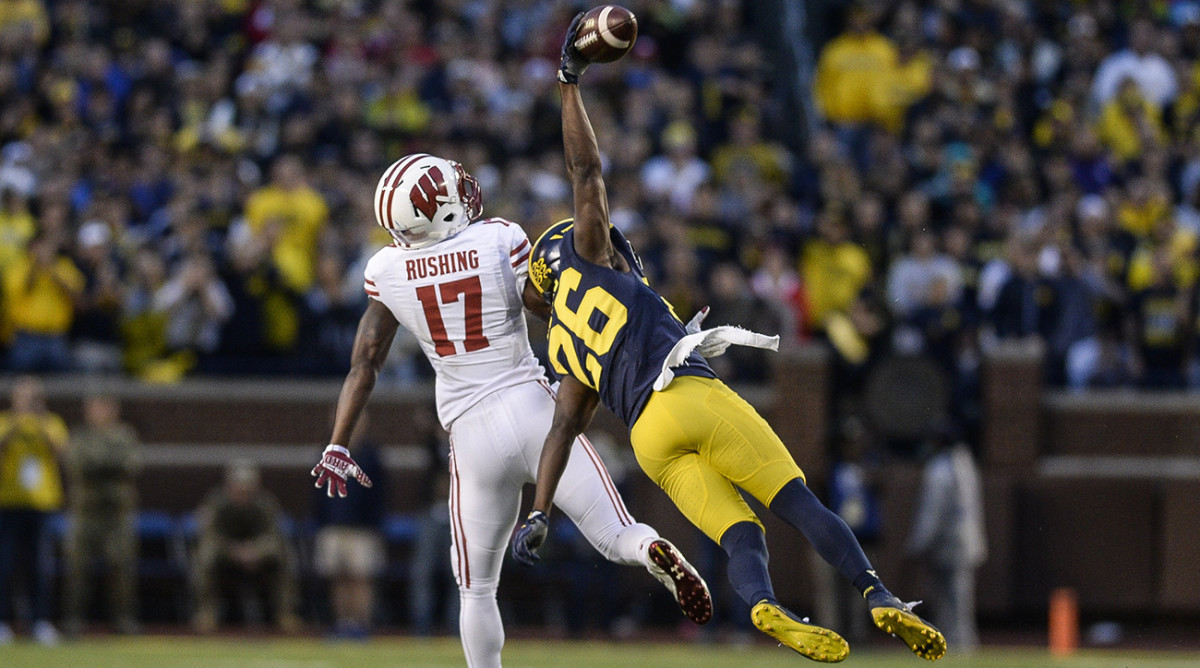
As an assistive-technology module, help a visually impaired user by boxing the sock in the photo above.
[459,587,504,668]
[719,521,775,606]
[768,478,876,586]
[853,570,887,599]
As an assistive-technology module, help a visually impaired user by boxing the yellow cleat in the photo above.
[870,605,948,661]
[751,600,849,663]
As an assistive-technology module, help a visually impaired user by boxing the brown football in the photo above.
[573,5,638,64]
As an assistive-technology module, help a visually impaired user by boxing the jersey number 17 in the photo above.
[416,276,491,357]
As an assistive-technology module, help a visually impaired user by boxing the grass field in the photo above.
[3,636,1200,668]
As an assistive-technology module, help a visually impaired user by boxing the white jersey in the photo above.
[364,218,546,428]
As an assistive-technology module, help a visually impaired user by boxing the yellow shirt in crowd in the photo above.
[244,184,329,292]
[801,239,873,329]
[3,253,85,335]
[814,32,898,127]
[1096,95,1166,164]
[0,411,67,511]
[0,0,50,46]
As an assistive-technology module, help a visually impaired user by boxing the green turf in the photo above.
[2,636,1199,668]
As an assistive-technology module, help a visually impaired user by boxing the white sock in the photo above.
[605,521,659,567]
[459,588,504,668]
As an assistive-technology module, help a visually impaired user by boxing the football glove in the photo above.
[512,510,549,565]
[558,12,590,84]
[311,444,373,498]
[685,306,732,358]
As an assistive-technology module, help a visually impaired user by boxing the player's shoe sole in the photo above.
[871,605,947,661]
[646,539,713,625]
[750,600,849,663]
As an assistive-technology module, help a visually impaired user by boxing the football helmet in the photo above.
[374,153,482,248]
[528,218,574,303]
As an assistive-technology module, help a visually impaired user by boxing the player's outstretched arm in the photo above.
[559,82,612,266]
[514,376,601,564]
[531,375,601,515]
[313,299,398,498]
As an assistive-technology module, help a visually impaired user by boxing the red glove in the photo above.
[311,444,373,498]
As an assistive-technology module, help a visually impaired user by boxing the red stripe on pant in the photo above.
[448,434,470,587]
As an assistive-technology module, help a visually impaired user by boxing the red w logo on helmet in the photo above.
[411,166,448,221]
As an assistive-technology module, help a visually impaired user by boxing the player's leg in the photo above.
[519,381,712,624]
[682,376,946,661]
[448,395,531,668]
[631,410,849,663]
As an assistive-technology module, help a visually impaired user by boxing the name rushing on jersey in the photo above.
[406,249,480,280]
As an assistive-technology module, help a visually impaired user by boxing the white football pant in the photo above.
[446,379,658,668]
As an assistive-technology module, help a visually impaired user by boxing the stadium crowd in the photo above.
[1,0,1200,407]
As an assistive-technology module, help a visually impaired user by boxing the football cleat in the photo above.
[646,539,713,625]
[751,600,849,663]
[868,591,947,661]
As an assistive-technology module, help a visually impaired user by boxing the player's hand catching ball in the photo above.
[311,444,373,498]
[512,510,549,565]
[558,12,589,84]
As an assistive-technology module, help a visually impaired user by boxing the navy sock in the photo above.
[768,478,876,588]
[719,521,775,606]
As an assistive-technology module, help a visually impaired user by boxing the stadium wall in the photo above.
[20,345,1200,624]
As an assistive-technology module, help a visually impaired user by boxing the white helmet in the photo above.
[373,153,482,248]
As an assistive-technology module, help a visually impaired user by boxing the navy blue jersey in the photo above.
[546,225,715,426]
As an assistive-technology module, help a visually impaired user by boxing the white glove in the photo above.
[685,307,732,358]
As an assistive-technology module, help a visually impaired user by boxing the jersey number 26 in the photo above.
[547,267,628,390]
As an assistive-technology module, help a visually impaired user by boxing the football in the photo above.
[573,5,638,64]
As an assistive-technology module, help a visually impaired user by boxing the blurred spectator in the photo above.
[118,248,170,378]
[703,262,782,382]
[750,244,809,343]
[312,412,385,640]
[63,395,141,637]
[905,419,986,654]
[191,459,298,634]
[1096,79,1167,166]
[233,153,329,356]
[0,188,35,272]
[813,4,897,130]
[1126,250,1189,388]
[154,251,234,364]
[298,253,362,375]
[988,237,1047,341]
[3,231,84,371]
[0,376,66,645]
[71,221,125,373]
[0,0,49,48]
[886,231,963,322]
[1091,19,1178,109]
[801,212,872,334]
[710,111,791,194]
[0,0,1195,396]
[640,121,709,214]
